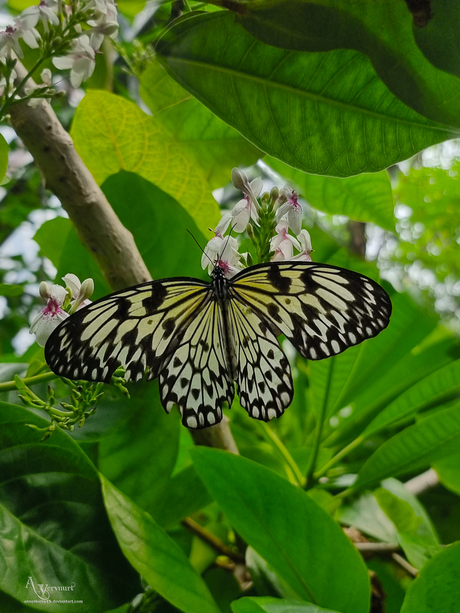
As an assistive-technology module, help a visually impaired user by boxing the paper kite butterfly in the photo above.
[45,261,392,428]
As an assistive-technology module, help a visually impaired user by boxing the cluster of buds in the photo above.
[29,273,94,346]
[0,0,118,107]
[202,168,313,278]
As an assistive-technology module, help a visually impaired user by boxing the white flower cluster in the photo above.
[30,274,94,346]
[0,0,118,94]
[202,168,313,278]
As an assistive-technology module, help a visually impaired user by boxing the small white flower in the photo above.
[212,213,232,238]
[270,220,300,262]
[276,185,302,235]
[0,26,24,59]
[87,19,118,50]
[201,236,243,278]
[41,68,52,86]
[29,282,69,347]
[53,35,96,88]
[291,229,313,262]
[63,273,94,311]
[21,1,59,33]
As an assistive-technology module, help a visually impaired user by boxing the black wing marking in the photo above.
[45,278,211,383]
[231,261,392,360]
[158,299,234,429]
[227,296,293,421]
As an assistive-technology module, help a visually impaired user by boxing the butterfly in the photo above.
[45,261,392,429]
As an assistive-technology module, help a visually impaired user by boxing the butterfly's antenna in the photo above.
[187,229,213,266]
[218,223,238,261]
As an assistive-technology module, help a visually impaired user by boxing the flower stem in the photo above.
[0,371,58,393]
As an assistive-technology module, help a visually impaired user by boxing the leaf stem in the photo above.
[313,435,365,480]
[0,371,58,393]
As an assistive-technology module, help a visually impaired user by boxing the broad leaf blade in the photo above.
[0,403,138,611]
[156,12,455,178]
[400,541,460,613]
[191,448,370,613]
[101,475,221,613]
[232,596,341,613]
[355,403,460,490]
[71,90,220,233]
[140,59,262,189]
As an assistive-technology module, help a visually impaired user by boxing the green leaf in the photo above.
[0,403,138,611]
[362,358,460,438]
[339,493,397,543]
[140,59,262,190]
[100,475,221,613]
[375,489,423,535]
[54,172,206,298]
[323,292,439,447]
[239,0,460,127]
[400,541,460,613]
[433,453,460,496]
[413,1,460,79]
[0,284,23,297]
[33,216,71,268]
[156,12,455,179]
[355,402,460,490]
[267,159,395,231]
[98,382,180,513]
[232,597,341,613]
[0,134,8,183]
[374,481,441,570]
[150,464,213,528]
[191,448,370,613]
[71,90,220,233]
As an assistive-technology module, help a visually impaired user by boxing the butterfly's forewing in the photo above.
[158,299,234,428]
[227,297,293,421]
[45,278,210,383]
[231,262,392,360]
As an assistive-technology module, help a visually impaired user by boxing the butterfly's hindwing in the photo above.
[231,262,392,360]
[158,300,234,428]
[227,297,293,421]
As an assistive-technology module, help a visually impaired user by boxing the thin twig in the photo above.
[392,553,418,577]
[181,517,245,563]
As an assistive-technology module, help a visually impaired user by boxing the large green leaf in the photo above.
[362,358,460,437]
[140,59,262,190]
[0,403,138,611]
[149,464,212,528]
[355,402,460,490]
[400,541,460,613]
[232,597,341,613]
[71,90,220,233]
[98,382,180,514]
[191,448,370,613]
[156,11,456,179]
[267,158,395,231]
[101,475,221,613]
[375,479,441,569]
[323,292,440,446]
[239,0,460,127]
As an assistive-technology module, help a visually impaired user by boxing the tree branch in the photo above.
[9,63,239,453]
